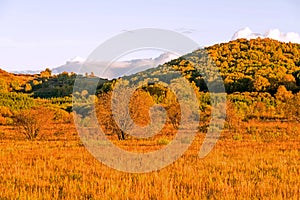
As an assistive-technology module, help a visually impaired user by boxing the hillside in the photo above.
[0,38,299,200]
[207,38,300,93]
[95,38,300,133]
[1,38,300,96]
[0,69,36,92]
[114,38,300,95]
[1,38,300,122]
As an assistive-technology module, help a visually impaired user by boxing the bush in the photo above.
[157,138,170,145]
[0,106,12,125]
[0,92,36,111]
[233,134,242,141]
[53,108,72,123]
[0,115,6,125]
[13,106,54,140]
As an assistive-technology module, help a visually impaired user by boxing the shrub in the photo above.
[0,115,6,125]
[233,134,242,141]
[13,106,54,140]
[157,138,170,145]
[53,108,72,123]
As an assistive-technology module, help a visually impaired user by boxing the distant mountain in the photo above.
[11,53,179,79]
[10,69,41,75]
[9,56,86,75]
[51,52,179,79]
[6,38,300,95]
[50,56,86,75]
[97,52,179,79]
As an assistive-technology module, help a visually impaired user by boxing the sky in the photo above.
[0,0,299,71]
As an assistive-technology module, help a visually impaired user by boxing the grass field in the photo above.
[0,121,299,199]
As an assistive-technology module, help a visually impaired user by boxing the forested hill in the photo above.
[0,69,36,92]
[113,38,300,95]
[1,38,300,96]
[1,38,300,127]
[206,38,300,93]
[161,38,300,94]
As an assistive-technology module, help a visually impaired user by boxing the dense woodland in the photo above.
[0,38,300,139]
[95,38,300,139]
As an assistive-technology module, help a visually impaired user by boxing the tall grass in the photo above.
[0,122,299,199]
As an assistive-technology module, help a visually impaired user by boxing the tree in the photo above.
[10,80,21,91]
[40,68,52,78]
[282,74,297,91]
[129,89,155,127]
[0,78,8,92]
[275,85,293,102]
[292,70,300,86]
[96,91,127,140]
[226,101,242,133]
[0,106,12,125]
[24,83,32,92]
[96,81,164,140]
[284,92,300,121]
[14,107,53,140]
[253,75,270,92]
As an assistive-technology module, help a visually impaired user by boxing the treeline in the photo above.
[109,38,300,95]
[1,38,300,140]
[207,38,300,93]
[92,38,300,139]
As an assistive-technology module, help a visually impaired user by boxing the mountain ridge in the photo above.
[1,37,300,95]
[9,52,179,78]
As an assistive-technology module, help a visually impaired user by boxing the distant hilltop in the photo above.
[9,52,179,79]
[1,37,300,95]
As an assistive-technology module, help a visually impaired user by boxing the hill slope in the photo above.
[115,38,300,94]
[206,38,300,93]
[0,69,36,92]
[1,38,300,96]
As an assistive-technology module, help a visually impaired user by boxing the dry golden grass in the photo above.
[0,122,299,199]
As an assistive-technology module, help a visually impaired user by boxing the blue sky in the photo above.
[0,0,299,71]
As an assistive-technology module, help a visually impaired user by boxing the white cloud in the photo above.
[231,27,300,44]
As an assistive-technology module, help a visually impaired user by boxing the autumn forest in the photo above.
[0,38,299,199]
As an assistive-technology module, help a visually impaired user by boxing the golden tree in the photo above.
[14,106,53,140]
[275,85,293,102]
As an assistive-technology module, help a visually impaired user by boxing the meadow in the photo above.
[1,38,300,199]
[0,120,299,200]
